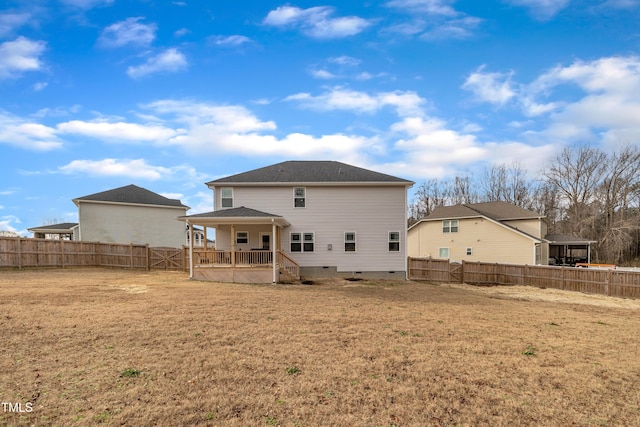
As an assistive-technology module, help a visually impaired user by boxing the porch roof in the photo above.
[545,234,597,245]
[179,206,290,227]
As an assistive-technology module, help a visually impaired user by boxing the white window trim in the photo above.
[221,187,233,209]
[466,247,473,256]
[439,247,450,258]
[236,231,248,245]
[388,231,400,252]
[443,219,459,233]
[291,232,315,252]
[293,187,306,208]
[303,232,315,252]
[345,231,356,253]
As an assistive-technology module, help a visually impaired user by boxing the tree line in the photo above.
[408,144,640,265]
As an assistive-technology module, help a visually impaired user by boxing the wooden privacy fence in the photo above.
[408,257,640,299]
[0,237,188,271]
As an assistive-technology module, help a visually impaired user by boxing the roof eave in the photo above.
[206,181,414,189]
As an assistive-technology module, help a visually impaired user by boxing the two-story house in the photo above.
[181,161,414,283]
[407,201,595,266]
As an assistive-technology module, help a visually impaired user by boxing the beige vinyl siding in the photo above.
[215,185,407,272]
[408,217,539,265]
[215,224,274,251]
[502,218,544,238]
[78,202,187,247]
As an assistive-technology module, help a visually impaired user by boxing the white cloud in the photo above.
[0,215,21,233]
[420,16,482,40]
[463,66,516,105]
[0,12,31,37]
[60,0,114,9]
[0,111,61,151]
[385,0,458,16]
[263,5,372,39]
[208,35,252,47]
[98,17,157,48]
[329,56,361,66]
[508,56,640,147]
[0,37,46,79]
[388,116,556,179]
[56,120,182,143]
[310,69,337,79]
[383,1,482,41]
[503,0,572,20]
[285,87,426,117]
[126,48,188,79]
[59,159,172,180]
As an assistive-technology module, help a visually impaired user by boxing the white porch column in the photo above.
[231,224,236,267]
[187,219,193,279]
[272,220,277,284]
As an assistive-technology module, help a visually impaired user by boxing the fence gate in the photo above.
[149,247,185,270]
[450,262,463,283]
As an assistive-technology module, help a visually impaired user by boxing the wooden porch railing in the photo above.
[193,249,272,266]
[192,249,300,280]
[277,250,300,279]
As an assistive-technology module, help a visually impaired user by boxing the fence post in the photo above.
[606,269,611,296]
[461,260,465,284]
[61,239,65,269]
[17,237,22,270]
[146,244,150,271]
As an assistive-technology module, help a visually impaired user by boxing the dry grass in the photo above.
[1,269,640,426]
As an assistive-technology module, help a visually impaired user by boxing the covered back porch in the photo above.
[181,206,299,283]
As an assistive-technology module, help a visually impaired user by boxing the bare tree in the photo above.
[542,144,607,236]
[480,162,535,208]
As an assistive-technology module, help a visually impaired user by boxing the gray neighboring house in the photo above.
[72,184,189,247]
[181,160,414,283]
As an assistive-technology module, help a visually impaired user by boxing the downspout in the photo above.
[272,219,277,284]
[404,184,410,281]
[187,219,193,279]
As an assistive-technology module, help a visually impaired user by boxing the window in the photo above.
[345,232,356,252]
[443,219,459,233]
[388,232,400,252]
[294,187,306,208]
[439,247,450,258]
[291,232,314,252]
[466,247,473,256]
[303,233,314,252]
[291,233,301,252]
[236,231,248,244]
[221,187,233,208]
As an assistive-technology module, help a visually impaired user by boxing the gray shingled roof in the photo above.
[74,184,187,208]
[426,201,543,221]
[27,222,78,232]
[183,206,282,219]
[544,234,597,244]
[206,161,413,185]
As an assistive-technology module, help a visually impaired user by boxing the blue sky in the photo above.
[2,0,640,235]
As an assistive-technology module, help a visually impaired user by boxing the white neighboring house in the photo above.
[72,184,189,247]
[181,160,414,283]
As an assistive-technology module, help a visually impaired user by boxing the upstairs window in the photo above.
[221,187,233,208]
[388,232,400,252]
[294,187,306,208]
[345,232,356,252]
[443,219,459,233]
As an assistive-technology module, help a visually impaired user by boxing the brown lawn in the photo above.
[1,268,640,426]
